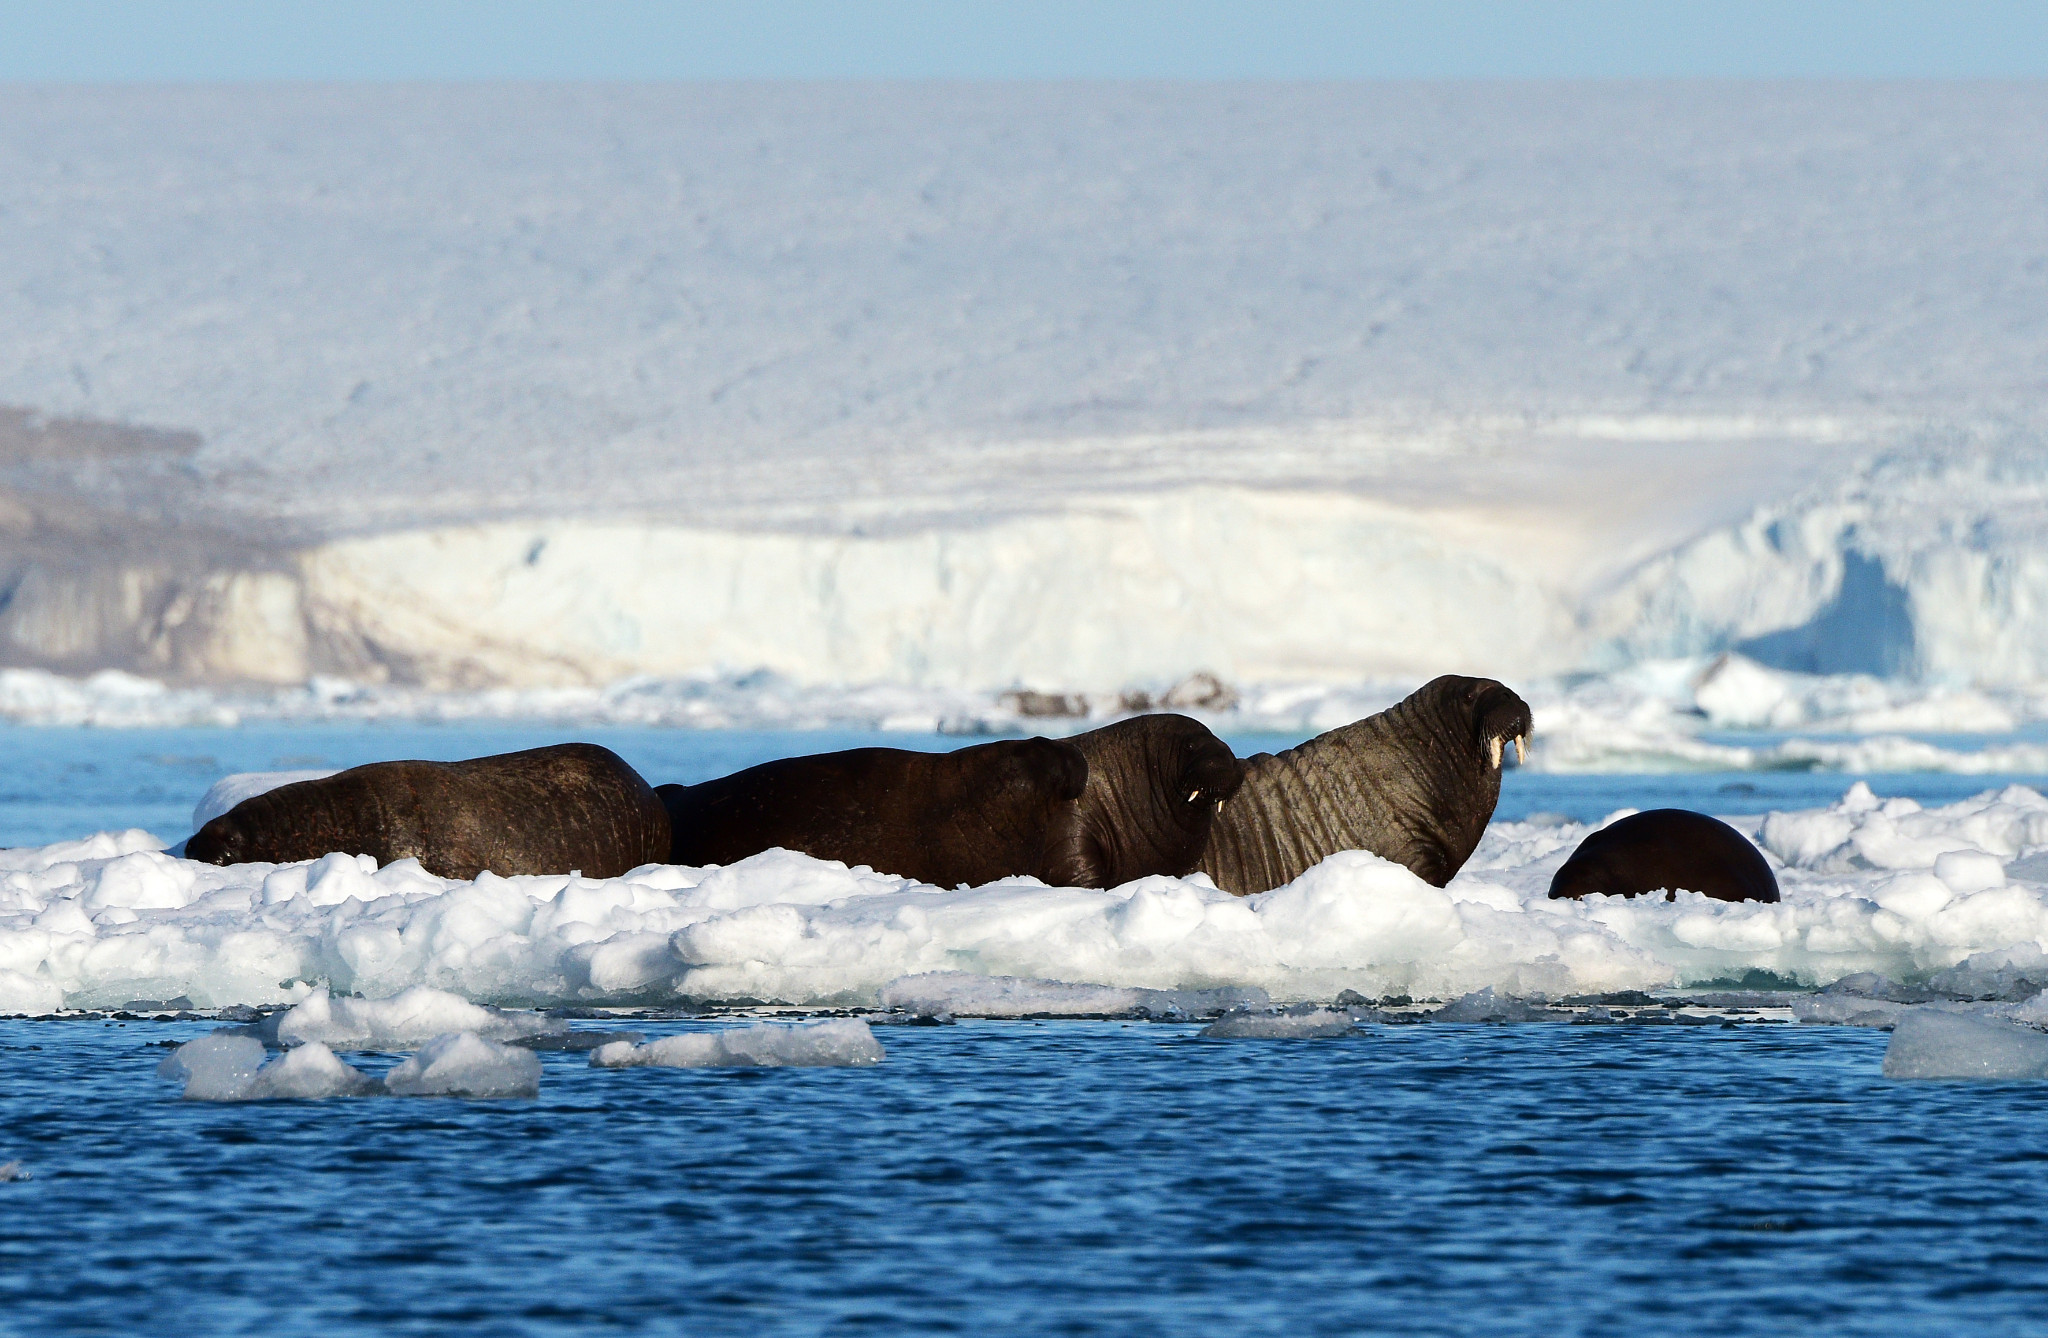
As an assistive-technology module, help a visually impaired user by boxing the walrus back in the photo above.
[660,737,1087,887]
[186,743,670,880]
[1549,809,1780,903]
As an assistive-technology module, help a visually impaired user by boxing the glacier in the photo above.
[0,84,2045,695]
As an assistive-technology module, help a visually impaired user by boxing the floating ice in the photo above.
[589,1019,884,1069]
[1199,1008,1360,1039]
[1429,987,1564,1023]
[0,1161,28,1182]
[383,1032,542,1098]
[158,1033,378,1101]
[878,971,1266,1019]
[1882,1009,2048,1081]
[261,986,567,1049]
[9,783,2048,1013]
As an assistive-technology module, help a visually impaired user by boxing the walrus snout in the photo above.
[1469,682,1534,770]
[1182,743,1246,805]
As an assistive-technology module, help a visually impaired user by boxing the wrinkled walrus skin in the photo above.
[1548,809,1781,904]
[184,744,671,881]
[1198,675,1534,894]
[658,737,1088,888]
[1045,714,1246,888]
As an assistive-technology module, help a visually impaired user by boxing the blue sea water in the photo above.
[3,725,2048,1336]
[5,1016,2048,1337]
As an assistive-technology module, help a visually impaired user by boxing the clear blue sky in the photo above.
[2,1,2045,80]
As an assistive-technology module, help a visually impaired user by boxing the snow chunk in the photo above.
[589,1019,884,1069]
[158,1034,378,1100]
[383,1031,541,1097]
[878,971,1264,1019]
[1200,1007,1360,1039]
[263,986,567,1048]
[1882,1010,2048,1081]
[0,970,62,1015]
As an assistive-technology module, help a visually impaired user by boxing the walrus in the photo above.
[1044,713,1246,887]
[184,743,671,881]
[1198,675,1533,894]
[1547,809,1780,903]
[658,737,1089,888]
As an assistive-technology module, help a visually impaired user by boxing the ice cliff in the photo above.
[0,84,2044,693]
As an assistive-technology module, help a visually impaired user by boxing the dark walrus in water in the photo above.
[1198,675,1533,894]
[1045,713,1246,888]
[1547,809,1780,903]
[659,737,1090,888]
[184,743,671,881]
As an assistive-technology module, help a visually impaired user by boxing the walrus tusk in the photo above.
[1216,798,1226,813]
[1489,736,1503,770]
[1516,734,1529,764]
[1188,789,1200,803]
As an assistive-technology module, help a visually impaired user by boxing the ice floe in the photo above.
[257,986,568,1049]
[10,783,2048,1014]
[159,1034,379,1101]
[589,1019,884,1069]
[383,1032,542,1098]
[1882,1010,2048,1081]
[1199,1007,1361,1039]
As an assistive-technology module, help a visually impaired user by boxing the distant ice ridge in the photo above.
[12,652,2048,781]
[15,784,2048,1013]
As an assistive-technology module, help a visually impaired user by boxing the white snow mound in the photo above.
[159,1034,379,1101]
[383,1031,542,1098]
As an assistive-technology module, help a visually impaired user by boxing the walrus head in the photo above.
[184,809,252,867]
[1426,674,1534,773]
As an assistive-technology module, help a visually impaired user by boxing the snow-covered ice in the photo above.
[1882,1010,2048,1081]
[589,1019,884,1069]
[877,971,1265,1019]
[257,985,569,1049]
[383,1032,543,1098]
[11,783,2048,1014]
[158,1033,380,1101]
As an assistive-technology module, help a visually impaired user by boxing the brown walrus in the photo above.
[1198,675,1533,894]
[1046,713,1246,887]
[184,743,671,881]
[1548,809,1780,903]
[658,737,1088,888]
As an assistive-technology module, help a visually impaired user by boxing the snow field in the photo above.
[11,784,2048,1014]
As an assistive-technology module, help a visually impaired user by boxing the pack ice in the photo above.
[10,782,2048,1014]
